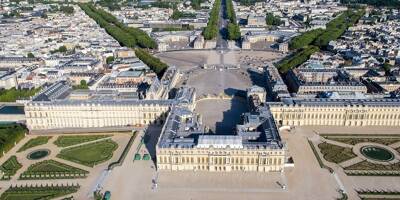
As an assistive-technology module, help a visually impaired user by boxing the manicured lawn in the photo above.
[57,139,118,167]
[0,185,79,200]
[0,156,22,180]
[17,136,52,152]
[54,134,112,147]
[318,142,357,164]
[20,160,88,180]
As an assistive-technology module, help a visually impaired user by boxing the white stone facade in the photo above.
[25,100,172,130]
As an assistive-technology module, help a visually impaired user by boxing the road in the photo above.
[216,0,228,50]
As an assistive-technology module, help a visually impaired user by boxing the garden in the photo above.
[322,135,400,146]
[344,160,400,176]
[317,134,400,176]
[0,184,80,200]
[318,142,357,164]
[53,134,112,147]
[18,136,52,152]
[357,189,400,200]
[307,140,333,173]
[57,139,118,167]
[20,160,88,180]
[0,156,22,180]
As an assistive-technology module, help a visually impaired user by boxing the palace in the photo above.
[25,100,173,130]
[25,87,196,131]
[156,105,286,172]
[24,85,400,173]
[269,98,400,127]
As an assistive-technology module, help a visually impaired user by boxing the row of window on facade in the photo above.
[158,156,283,165]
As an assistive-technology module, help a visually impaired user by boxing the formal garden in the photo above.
[20,160,88,180]
[0,156,22,180]
[321,134,400,146]
[318,142,357,164]
[56,139,118,167]
[53,134,112,147]
[0,184,80,200]
[313,134,400,176]
[356,189,400,200]
[17,136,52,152]
[0,132,130,199]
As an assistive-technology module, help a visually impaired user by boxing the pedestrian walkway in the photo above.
[322,138,354,148]
[339,157,363,168]
[389,141,400,149]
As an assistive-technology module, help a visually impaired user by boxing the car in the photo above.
[103,191,111,200]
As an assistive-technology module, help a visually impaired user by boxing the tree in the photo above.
[289,29,324,50]
[190,0,205,10]
[312,10,364,48]
[79,3,156,49]
[382,63,392,75]
[134,49,168,77]
[27,53,35,58]
[227,23,241,40]
[106,56,114,64]
[41,12,48,19]
[73,80,89,90]
[202,0,220,40]
[59,45,67,52]
[60,6,74,15]
[80,80,87,87]
[340,0,400,8]
[226,0,237,23]
[276,46,320,73]
[266,13,282,26]
[171,10,196,20]
[0,87,41,102]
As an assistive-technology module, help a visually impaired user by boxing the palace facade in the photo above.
[269,98,400,127]
[25,100,173,130]
[156,104,286,173]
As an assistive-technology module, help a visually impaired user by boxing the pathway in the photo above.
[339,157,364,168]
[389,141,400,149]
[321,137,354,148]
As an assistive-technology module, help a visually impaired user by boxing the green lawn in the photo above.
[0,156,22,180]
[0,185,79,200]
[318,142,357,164]
[20,160,88,180]
[17,136,52,152]
[0,87,41,102]
[57,139,118,167]
[54,134,112,147]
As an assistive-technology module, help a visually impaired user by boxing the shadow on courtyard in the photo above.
[214,97,248,134]
[247,68,265,87]
[143,124,163,165]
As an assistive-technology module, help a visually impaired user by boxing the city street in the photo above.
[216,0,229,49]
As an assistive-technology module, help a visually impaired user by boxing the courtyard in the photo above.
[155,50,284,71]
[195,98,248,134]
